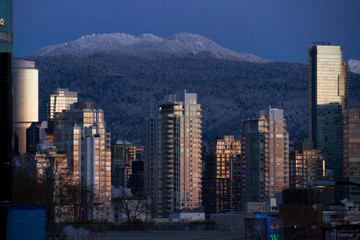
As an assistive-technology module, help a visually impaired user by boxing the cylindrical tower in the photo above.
[13,59,38,155]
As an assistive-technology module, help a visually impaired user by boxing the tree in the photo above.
[60,182,94,223]
[112,189,152,223]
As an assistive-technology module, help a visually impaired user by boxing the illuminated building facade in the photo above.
[202,136,242,215]
[309,45,348,186]
[54,101,112,221]
[242,107,289,202]
[146,90,202,217]
[35,150,71,222]
[289,141,325,189]
[13,59,38,155]
[48,88,78,119]
[343,109,360,203]
[111,139,136,188]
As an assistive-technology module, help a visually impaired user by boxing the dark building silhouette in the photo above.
[128,160,144,197]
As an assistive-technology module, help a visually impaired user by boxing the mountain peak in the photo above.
[28,33,270,63]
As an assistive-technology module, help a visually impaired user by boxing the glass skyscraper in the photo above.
[308,45,348,188]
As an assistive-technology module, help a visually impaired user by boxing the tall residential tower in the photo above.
[242,107,289,202]
[202,136,242,215]
[54,102,112,221]
[146,90,202,217]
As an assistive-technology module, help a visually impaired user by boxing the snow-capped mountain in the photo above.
[348,59,360,74]
[28,33,270,63]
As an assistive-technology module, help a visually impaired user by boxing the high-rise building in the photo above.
[0,1,13,235]
[54,101,112,221]
[309,45,348,186]
[111,139,136,188]
[202,136,242,215]
[26,121,55,154]
[146,90,202,217]
[242,107,289,202]
[13,59,39,155]
[0,0,12,53]
[35,149,71,222]
[145,111,157,214]
[289,141,325,189]
[128,160,145,197]
[343,109,360,203]
[48,88,78,119]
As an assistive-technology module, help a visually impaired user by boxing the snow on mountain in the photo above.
[28,33,270,63]
[348,59,360,74]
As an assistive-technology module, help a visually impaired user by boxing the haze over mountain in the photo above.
[28,33,270,63]
[26,33,360,146]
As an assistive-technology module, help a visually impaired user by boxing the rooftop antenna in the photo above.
[312,42,331,45]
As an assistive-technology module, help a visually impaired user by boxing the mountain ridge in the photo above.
[25,33,360,145]
[27,53,360,146]
[27,32,270,63]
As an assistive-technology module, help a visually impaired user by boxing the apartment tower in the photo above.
[146,90,202,217]
[242,107,289,202]
[54,101,112,221]
[202,135,242,215]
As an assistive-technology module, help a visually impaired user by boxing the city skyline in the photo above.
[14,0,360,63]
[3,0,360,238]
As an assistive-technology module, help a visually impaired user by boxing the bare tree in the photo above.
[60,182,94,223]
[112,190,152,223]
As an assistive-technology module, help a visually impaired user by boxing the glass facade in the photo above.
[111,140,136,188]
[202,136,242,215]
[48,88,78,119]
[242,107,289,202]
[289,141,324,189]
[343,109,360,203]
[309,45,347,180]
